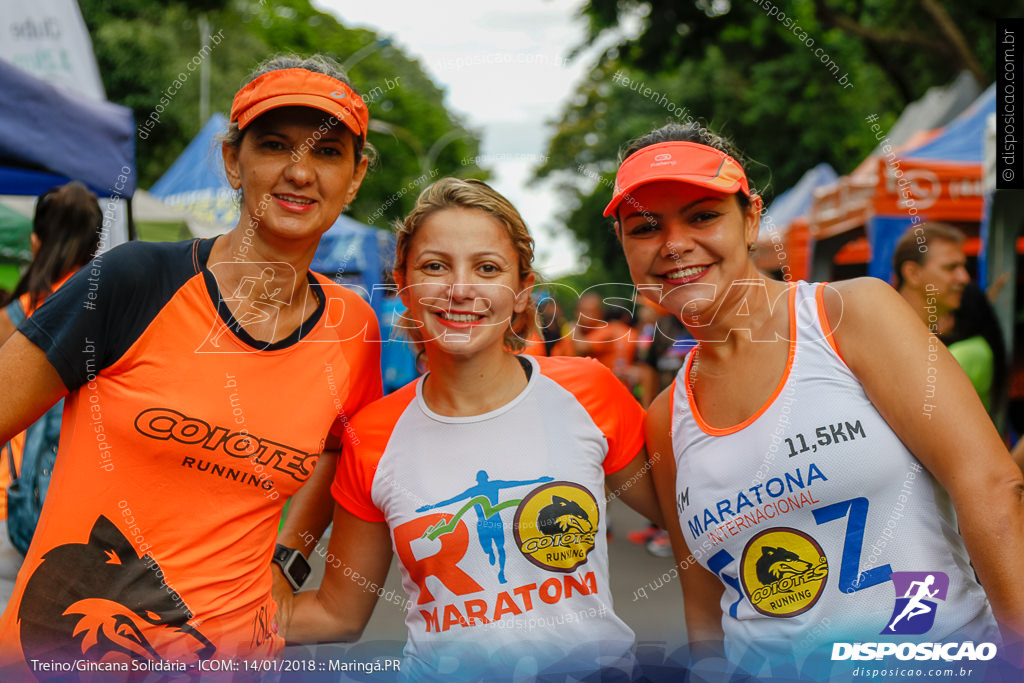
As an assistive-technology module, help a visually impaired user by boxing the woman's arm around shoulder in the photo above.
[276,503,393,643]
[606,445,664,527]
[646,385,725,648]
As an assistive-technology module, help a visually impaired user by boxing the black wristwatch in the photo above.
[272,544,312,591]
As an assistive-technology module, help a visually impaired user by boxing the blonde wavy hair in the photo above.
[393,177,537,352]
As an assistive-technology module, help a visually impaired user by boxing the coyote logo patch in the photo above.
[18,516,214,676]
[514,482,599,573]
[740,527,829,617]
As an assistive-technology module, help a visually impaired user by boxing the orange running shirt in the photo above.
[333,355,644,680]
[0,238,381,676]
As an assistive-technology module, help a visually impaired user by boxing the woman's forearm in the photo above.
[283,589,366,644]
[956,477,1024,639]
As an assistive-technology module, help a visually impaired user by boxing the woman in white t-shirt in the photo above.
[278,178,662,680]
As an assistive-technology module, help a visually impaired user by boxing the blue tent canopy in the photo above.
[903,84,995,163]
[311,214,395,295]
[150,113,239,228]
[0,59,135,198]
[864,85,993,281]
[762,162,839,234]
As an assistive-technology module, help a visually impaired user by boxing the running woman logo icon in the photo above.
[881,571,949,635]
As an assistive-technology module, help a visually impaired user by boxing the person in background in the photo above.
[892,222,970,337]
[641,313,697,405]
[633,301,659,368]
[0,182,103,342]
[944,283,1007,417]
[524,296,574,357]
[572,292,636,386]
[629,303,697,557]
[0,181,103,614]
[893,223,1003,416]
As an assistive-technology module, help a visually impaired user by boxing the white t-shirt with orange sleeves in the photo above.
[333,355,646,681]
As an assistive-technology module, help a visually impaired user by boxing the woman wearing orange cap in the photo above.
[0,55,381,674]
[610,123,1022,678]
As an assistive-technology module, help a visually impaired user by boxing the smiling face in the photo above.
[616,180,759,321]
[397,207,534,359]
[222,106,367,245]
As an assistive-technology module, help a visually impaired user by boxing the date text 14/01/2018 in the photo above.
[239,658,402,673]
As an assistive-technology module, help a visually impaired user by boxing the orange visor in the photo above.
[230,68,369,138]
[603,141,749,217]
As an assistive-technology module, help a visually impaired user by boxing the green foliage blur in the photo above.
[539,0,1005,285]
[79,0,486,227]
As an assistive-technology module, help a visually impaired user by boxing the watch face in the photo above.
[290,557,311,587]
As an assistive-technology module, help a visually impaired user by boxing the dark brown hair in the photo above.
[11,181,102,311]
[893,222,965,290]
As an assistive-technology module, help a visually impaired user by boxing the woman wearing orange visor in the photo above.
[609,123,1022,678]
[0,55,381,675]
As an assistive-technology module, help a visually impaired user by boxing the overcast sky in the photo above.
[316,0,610,278]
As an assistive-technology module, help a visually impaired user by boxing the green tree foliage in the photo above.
[578,0,1005,98]
[79,0,484,226]
[539,0,1004,280]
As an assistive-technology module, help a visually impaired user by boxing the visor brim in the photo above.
[602,175,747,217]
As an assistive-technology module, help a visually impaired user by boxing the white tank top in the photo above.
[671,281,997,668]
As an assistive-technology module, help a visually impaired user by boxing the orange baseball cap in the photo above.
[603,141,749,217]
[230,68,369,137]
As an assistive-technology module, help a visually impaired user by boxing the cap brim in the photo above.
[602,174,746,217]
[237,93,364,136]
